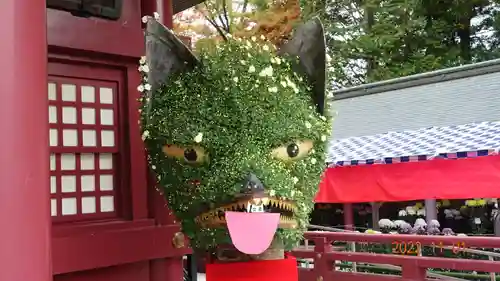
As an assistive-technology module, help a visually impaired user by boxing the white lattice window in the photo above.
[48,79,119,222]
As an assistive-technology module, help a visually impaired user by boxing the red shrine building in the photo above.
[319,59,500,205]
[317,59,500,231]
[0,1,200,280]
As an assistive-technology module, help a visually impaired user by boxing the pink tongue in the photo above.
[225,211,280,255]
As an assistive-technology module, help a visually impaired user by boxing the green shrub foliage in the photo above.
[139,18,331,250]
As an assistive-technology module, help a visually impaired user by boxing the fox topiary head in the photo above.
[139,17,331,254]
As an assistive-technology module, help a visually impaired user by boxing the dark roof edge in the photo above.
[173,0,206,14]
[331,59,500,101]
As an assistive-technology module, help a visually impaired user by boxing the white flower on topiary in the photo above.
[258,66,273,77]
[194,132,203,143]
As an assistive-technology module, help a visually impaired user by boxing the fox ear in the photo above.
[277,17,327,115]
[144,18,200,113]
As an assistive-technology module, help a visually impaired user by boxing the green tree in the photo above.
[304,0,500,88]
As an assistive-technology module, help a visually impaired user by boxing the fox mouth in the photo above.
[194,173,298,255]
[194,195,297,229]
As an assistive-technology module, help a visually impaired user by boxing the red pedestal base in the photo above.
[206,255,298,281]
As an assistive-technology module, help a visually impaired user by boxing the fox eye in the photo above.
[286,143,300,158]
[271,140,313,162]
[162,144,208,164]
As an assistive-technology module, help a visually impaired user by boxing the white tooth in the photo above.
[248,203,264,213]
[261,197,269,205]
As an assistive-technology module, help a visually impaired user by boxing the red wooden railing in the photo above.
[292,232,500,281]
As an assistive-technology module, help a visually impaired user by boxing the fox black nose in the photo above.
[241,173,265,193]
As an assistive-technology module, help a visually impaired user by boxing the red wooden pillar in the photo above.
[142,0,173,26]
[0,1,51,281]
[142,0,184,280]
[158,0,174,27]
[343,203,354,230]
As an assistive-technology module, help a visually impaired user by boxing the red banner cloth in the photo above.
[206,255,298,281]
[316,155,500,203]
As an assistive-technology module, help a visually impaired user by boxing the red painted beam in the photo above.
[304,231,500,248]
[294,232,500,281]
[47,2,143,57]
[327,252,500,272]
[52,224,190,274]
[326,272,404,281]
[0,1,51,281]
[54,262,150,281]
